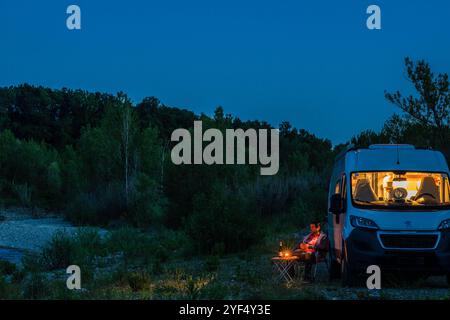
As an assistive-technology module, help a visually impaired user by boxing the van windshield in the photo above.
[351,172,450,210]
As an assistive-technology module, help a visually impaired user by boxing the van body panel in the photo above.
[327,145,450,276]
[344,207,450,232]
[345,228,450,273]
[345,148,447,173]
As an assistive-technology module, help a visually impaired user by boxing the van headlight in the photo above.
[438,219,450,230]
[350,215,379,230]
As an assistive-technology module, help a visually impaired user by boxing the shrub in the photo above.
[203,256,220,272]
[186,183,262,254]
[128,174,167,228]
[106,227,149,261]
[11,268,27,284]
[73,227,105,258]
[200,281,228,300]
[11,182,33,208]
[153,228,192,259]
[242,173,327,218]
[106,227,190,265]
[0,275,19,299]
[65,185,127,226]
[22,272,51,299]
[126,270,151,292]
[41,231,76,270]
[22,253,45,273]
[39,228,104,278]
[0,260,17,275]
[65,192,102,225]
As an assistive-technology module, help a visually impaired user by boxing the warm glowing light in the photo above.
[352,171,449,206]
[393,180,408,189]
[383,175,391,188]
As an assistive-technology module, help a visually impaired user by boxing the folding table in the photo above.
[271,256,302,282]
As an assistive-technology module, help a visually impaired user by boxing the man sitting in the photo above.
[294,223,328,280]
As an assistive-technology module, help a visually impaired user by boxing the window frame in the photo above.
[349,170,450,211]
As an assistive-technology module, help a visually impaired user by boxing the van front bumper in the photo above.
[345,228,450,275]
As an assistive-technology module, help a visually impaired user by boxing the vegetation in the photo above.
[0,84,336,253]
[0,58,449,299]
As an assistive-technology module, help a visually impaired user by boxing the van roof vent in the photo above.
[368,144,415,150]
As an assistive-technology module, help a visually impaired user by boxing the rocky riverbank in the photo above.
[0,208,78,252]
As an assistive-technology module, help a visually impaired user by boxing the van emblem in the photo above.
[404,220,412,227]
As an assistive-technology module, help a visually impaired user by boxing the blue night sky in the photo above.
[1,0,449,144]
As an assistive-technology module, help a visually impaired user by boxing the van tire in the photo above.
[341,242,355,287]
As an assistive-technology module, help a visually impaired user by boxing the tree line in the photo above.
[0,58,448,254]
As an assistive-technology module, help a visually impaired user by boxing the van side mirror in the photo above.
[329,194,343,214]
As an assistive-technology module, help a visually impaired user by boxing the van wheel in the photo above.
[328,253,341,280]
[341,243,355,287]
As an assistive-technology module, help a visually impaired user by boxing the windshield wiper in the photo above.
[354,199,374,204]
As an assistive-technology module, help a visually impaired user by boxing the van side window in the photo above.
[334,175,346,197]
[334,180,341,195]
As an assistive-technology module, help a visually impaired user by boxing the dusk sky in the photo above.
[1,0,449,144]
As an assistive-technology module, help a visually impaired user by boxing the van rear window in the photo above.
[351,172,450,209]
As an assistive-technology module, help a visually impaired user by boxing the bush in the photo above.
[73,227,105,258]
[186,183,262,254]
[11,182,33,208]
[22,272,51,299]
[22,253,45,273]
[106,227,149,261]
[106,227,190,265]
[0,275,19,299]
[11,269,27,284]
[126,270,151,292]
[65,185,127,226]
[0,260,17,275]
[154,228,193,258]
[41,231,76,270]
[128,174,166,228]
[203,256,220,272]
[242,173,327,218]
[200,281,228,299]
[40,228,105,273]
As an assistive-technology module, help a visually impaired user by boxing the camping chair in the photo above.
[290,231,329,282]
[310,244,329,281]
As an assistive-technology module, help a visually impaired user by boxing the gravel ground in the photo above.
[0,208,78,252]
[312,263,450,299]
[1,208,449,299]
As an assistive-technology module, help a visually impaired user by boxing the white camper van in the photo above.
[327,144,450,286]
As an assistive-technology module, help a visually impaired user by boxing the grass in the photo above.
[1,224,324,300]
[2,221,450,300]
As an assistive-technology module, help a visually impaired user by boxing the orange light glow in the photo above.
[352,171,450,206]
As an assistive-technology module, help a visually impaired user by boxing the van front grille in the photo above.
[379,234,438,249]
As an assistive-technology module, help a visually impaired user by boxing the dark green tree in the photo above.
[385,58,450,158]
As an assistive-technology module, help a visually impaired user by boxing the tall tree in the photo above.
[385,58,450,156]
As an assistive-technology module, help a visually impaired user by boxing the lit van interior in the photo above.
[351,172,450,208]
